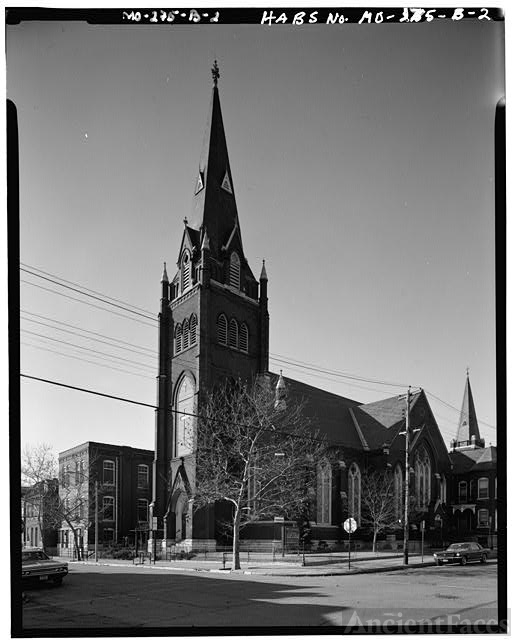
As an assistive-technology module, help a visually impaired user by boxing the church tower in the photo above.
[151,62,270,551]
[450,371,485,451]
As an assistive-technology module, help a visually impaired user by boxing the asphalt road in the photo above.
[20,562,499,632]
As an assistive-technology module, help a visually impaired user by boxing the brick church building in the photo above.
[150,62,454,552]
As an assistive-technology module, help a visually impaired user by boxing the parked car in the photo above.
[22,548,68,586]
[433,542,489,566]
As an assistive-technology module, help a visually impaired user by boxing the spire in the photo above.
[189,62,241,260]
[161,261,169,283]
[454,372,483,447]
[275,370,287,410]
[260,259,268,281]
[201,229,210,251]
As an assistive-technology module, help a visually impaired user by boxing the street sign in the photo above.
[344,517,357,533]
[274,516,285,523]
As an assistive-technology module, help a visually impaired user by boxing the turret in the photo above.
[258,260,269,373]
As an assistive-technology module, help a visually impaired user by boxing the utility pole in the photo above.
[94,480,99,563]
[403,386,411,566]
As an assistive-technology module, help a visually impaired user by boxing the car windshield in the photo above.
[447,544,468,550]
[22,551,50,563]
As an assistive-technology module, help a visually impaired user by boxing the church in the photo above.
[150,62,455,552]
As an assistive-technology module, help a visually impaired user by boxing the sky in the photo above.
[7,11,504,458]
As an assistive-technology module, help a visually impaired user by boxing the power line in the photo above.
[20,374,347,448]
[21,329,156,372]
[21,314,158,360]
[270,353,411,389]
[19,269,496,431]
[21,343,156,380]
[21,262,155,316]
[21,267,156,321]
[424,390,496,433]
[21,280,157,328]
[21,310,157,354]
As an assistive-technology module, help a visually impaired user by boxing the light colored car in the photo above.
[22,548,68,586]
[433,542,489,566]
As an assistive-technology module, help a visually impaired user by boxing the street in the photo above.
[20,561,499,631]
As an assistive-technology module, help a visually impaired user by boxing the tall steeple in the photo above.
[190,60,241,260]
[453,370,484,449]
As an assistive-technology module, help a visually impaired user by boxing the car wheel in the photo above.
[480,554,487,563]
[52,576,63,586]
[460,556,467,566]
[436,560,442,566]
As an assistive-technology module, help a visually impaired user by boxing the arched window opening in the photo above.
[175,324,182,355]
[228,318,238,349]
[414,446,431,510]
[183,319,190,350]
[175,376,195,457]
[190,314,198,346]
[229,252,240,289]
[348,463,361,524]
[181,252,191,293]
[217,314,227,345]
[394,464,403,521]
[239,323,248,353]
[316,460,332,524]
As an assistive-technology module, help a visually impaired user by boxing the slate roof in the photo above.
[351,392,422,450]
[450,445,497,473]
[273,373,363,449]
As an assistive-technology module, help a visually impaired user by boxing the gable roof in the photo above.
[351,392,421,449]
[272,373,363,449]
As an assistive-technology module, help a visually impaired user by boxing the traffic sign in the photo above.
[344,517,357,533]
[274,516,285,523]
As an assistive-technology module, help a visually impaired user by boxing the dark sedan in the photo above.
[22,548,68,586]
[433,542,489,566]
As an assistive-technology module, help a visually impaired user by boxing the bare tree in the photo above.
[21,443,59,551]
[194,377,326,570]
[360,469,397,553]
[22,444,99,560]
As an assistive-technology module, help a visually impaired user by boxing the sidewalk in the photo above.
[69,550,472,577]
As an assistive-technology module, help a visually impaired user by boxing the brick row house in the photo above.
[57,442,153,557]
[22,479,59,553]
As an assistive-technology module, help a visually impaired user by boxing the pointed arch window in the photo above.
[217,314,227,346]
[190,314,197,346]
[228,318,238,349]
[316,460,332,524]
[229,252,240,289]
[394,464,403,521]
[181,252,191,293]
[348,463,361,524]
[175,324,182,355]
[239,322,248,353]
[414,446,431,510]
[183,318,190,350]
[175,375,195,457]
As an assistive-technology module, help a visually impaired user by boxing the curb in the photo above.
[243,561,438,577]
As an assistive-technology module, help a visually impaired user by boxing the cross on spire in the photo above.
[212,60,220,86]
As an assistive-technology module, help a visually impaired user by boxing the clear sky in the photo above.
[7,14,503,457]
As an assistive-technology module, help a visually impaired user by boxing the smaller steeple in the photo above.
[275,370,287,410]
[260,259,268,281]
[452,370,484,450]
[161,261,169,283]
